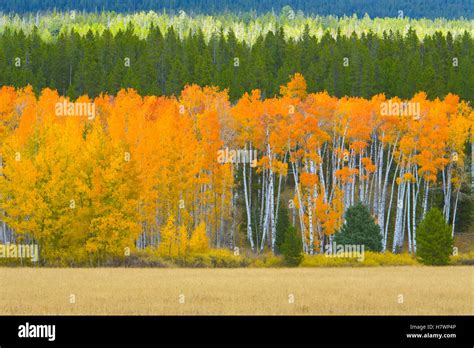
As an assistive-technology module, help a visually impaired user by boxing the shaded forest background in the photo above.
[0,25,472,102]
[2,0,472,19]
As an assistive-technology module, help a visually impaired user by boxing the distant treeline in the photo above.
[0,26,472,101]
[1,0,472,19]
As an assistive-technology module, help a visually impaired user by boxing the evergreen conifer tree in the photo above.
[334,202,383,251]
[281,225,303,266]
[416,208,453,265]
[275,201,290,254]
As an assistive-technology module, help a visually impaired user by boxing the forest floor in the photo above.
[1,267,472,315]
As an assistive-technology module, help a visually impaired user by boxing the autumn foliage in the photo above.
[0,74,472,264]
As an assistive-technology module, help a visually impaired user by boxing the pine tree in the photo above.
[275,201,290,254]
[281,226,303,266]
[416,208,454,265]
[334,202,383,252]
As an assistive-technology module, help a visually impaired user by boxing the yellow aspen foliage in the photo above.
[158,216,178,257]
[86,212,140,260]
[279,73,307,100]
[189,222,209,254]
[178,225,189,258]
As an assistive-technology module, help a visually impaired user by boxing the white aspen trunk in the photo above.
[310,159,319,254]
[368,164,376,210]
[328,137,339,204]
[392,172,406,253]
[344,182,350,212]
[219,187,225,248]
[452,188,460,237]
[259,168,266,236]
[441,165,452,223]
[330,137,337,199]
[249,149,253,222]
[373,138,380,214]
[392,176,402,253]
[445,168,452,223]
[364,143,372,206]
[406,181,412,254]
[400,183,408,251]
[376,142,384,228]
[379,137,398,239]
[230,172,237,249]
[260,142,273,252]
[349,151,355,206]
[442,168,447,217]
[274,152,287,231]
[384,161,400,251]
[275,174,283,229]
[412,170,421,254]
[269,163,275,253]
[422,180,430,219]
[359,152,364,203]
[377,141,384,216]
[260,185,270,252]
[291,158,308,253]
[242,150,255,252]
[310,159,324,252]
[317,148,327,201]
[307,189,314,254]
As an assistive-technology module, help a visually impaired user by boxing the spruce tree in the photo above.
[334,202,383,251]
[416,208,453,265]
[281,225,303,266]
[275,201,290,254]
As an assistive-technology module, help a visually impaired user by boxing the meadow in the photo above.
[1,267,471,315]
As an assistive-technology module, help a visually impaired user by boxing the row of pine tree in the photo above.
[0,25,472,102]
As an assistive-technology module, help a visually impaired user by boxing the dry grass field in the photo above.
[0,267,472,315]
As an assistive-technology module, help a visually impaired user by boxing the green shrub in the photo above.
[301,251,418,267]
[207,249,244,267]
[177,249,246,268]
[249,253,284,268]
[364,252,418,266]
[449,251,474,265]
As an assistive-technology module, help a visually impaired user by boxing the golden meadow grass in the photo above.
[0,267,472,315]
